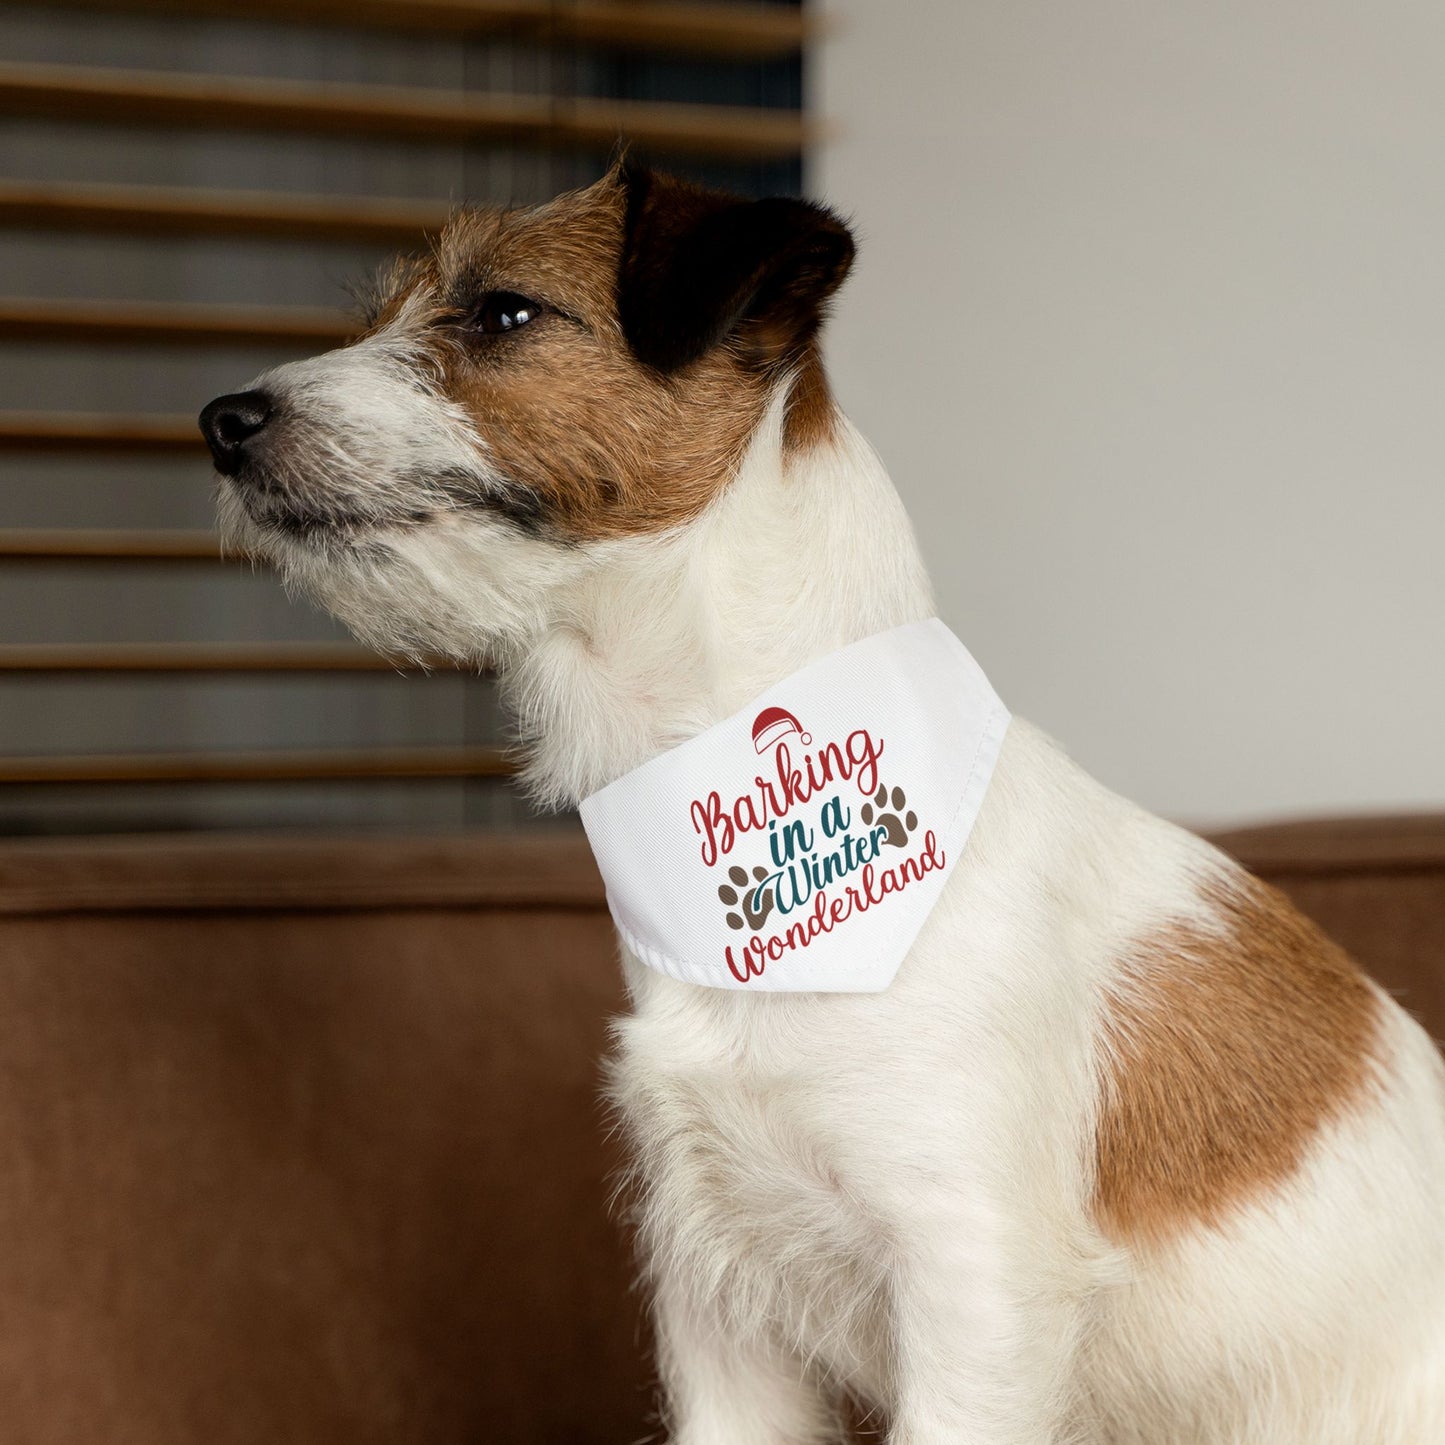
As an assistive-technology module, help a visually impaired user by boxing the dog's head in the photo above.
[200,163,854,662]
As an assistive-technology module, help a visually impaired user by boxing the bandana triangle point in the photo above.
[580,620,1010,994]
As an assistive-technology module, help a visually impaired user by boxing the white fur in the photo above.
[220,347,1445,1443]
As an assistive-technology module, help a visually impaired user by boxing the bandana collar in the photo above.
[579,619,1010,993]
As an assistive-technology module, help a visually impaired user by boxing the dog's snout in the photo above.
[199,390,274,475]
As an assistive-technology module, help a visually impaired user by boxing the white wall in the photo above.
[812,0,1445,827]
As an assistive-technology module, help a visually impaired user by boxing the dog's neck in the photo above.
[506,389,936,808]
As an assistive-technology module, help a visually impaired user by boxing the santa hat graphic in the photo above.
[752,706,812,754]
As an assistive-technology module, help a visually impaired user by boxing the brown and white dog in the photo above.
[201,163,1445,1444]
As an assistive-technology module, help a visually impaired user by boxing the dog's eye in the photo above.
[471,291,543,335]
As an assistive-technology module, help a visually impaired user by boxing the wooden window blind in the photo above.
[0,0,810,834]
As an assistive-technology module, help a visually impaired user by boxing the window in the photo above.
[0,0,807,834]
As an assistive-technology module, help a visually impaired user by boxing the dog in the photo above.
[200,162,1445,1443]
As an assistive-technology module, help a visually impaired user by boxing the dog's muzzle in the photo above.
[199,390,274,477]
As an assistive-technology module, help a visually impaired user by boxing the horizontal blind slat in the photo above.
[30,0,811,59]
[0,62,813,161]
[0,180,447,244]
[0,413,204,451]
[0,529,222,560]
[0,643,432,673]
[0,746,514,784]
[0,297,353,348]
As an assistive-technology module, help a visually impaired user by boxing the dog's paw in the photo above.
[719,865,775,931]
[860,784,917,848]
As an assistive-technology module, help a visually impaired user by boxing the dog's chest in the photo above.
[613,992,893,1390]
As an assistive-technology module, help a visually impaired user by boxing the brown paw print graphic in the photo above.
[718,865,776,931]
[861,784,918,848]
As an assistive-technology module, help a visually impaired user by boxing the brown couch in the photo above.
[0,817,1441,1443]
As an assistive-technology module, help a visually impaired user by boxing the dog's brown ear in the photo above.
[617,162,855,374]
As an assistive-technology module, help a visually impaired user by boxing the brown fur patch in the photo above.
[1093,871,1382,1246]
[782,344,839,456]
[367,176,788,541]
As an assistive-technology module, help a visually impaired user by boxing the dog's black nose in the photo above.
[199,390,273,475]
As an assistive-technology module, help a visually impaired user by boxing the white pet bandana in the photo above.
[579,619,1010,993]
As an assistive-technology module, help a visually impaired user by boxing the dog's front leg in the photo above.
[653,1276,840,1445]
[885,1197,1090,1445]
